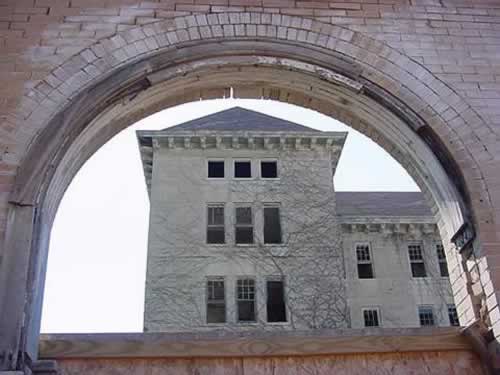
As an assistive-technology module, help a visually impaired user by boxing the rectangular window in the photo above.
[235,206,253,244]
[448,304,459,326]
[264,206,282,244]
[266,279,287,322]
[208,160,224,178]
[363,308,380,327]
[237,278,256,322]
[418,306,435,326]
[207,278,225,323]
[234,161,252,178]
[436,243,449,277]
[408,244,427,278]
[356,244,374,279]
[261,161,278,178]
[207,205,225,244]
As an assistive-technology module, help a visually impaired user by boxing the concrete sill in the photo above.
[39,327,471,360]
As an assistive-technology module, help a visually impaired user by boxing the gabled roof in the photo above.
[164,107,321,133]
[336,192,432,217]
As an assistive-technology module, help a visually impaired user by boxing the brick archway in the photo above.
[0,12,497,372]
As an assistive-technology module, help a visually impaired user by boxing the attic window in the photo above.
[261,161,278,178]
[208,161,224,178]
[234,161,251,178]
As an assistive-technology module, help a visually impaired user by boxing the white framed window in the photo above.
[362,307,381,327]
[207,159,225,178]
[206,277,226,323]
[356,243,374,279]
[235,205,253,244]
[207,204,225,244]
[260,159,278,179]
[408,243,427,278]
[263,204,282,244]
[233,159,252,179]
[418,305,435,326]
[236,278,256,322]
[436,243,449,277]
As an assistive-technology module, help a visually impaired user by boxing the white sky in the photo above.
[40,99,418,333]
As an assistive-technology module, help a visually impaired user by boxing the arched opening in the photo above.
[0,14,488,370]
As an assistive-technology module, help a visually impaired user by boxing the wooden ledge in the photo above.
[39,327,472,359]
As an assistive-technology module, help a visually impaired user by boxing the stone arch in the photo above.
[0,12,494,370]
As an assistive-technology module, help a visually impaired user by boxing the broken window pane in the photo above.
[264,206,282,244]
[267,280,286,322]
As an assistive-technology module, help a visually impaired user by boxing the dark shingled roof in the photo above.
[165,107,321,132]
[336,192,432,217]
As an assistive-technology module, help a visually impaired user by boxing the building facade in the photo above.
[138,107,457,333]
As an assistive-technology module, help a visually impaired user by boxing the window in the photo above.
[207,205,225,244]
[363,308,380,327]
[235,206,253,244]
[356,244,374,279]
[448,304,459,326]
[266,279,287,322]
[237,278,256,322]
[207,278,226,323]
[436,243,449,277]
[263,205,282,244]
[208,160,224,178]
[408,244,427,278]
[234,161,252,178]
[261,161,278,178]
[418,306,435,326]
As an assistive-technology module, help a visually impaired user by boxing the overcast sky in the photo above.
[40,99,418,333]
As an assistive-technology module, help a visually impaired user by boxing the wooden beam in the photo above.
[38,328,471,360]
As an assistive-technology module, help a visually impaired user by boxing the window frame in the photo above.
[355,242,375,279]
[265,276,288,324]
[207,159,225,179]
[235,277,257,323]
[418,305,435,327]
[206,203,226,245]
[263,203,283,245]
[234,204,254,245]
[206,276,226,324]
[233,159,253,180]
[362,307,381,327]
[260,159,279,180]
[408,242,427,278]
[447,304,459,327]
[436,243,449,278]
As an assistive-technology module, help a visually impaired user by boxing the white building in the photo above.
[137,107,457,333]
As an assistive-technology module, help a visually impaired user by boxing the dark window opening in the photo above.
[208,161,224,178]
[237,279,256,322]
[207,279,225,323]
[267,280,286,322]
[436,244,449,277]
[448,305,459,326]
[234,161,251,178]
[207,205,225,244]
[356,244,374,279]
[264,206,282,244]
[261,161,278,178]
[409,244,427,278]
[418,306,434,326]
[363,309,380,327]
[235,207,253,244]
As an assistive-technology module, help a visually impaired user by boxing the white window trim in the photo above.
[417,305,435,326]
[259,158,280,180]
[235,276,258,324]
[361,306,382,327]
[234,203,254,246]
[206,203,226,245]
[205,276,227,325]
[206,158,226,180]
[407,242,427,279]
[233,159,253,180]
[355,242,375,278]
